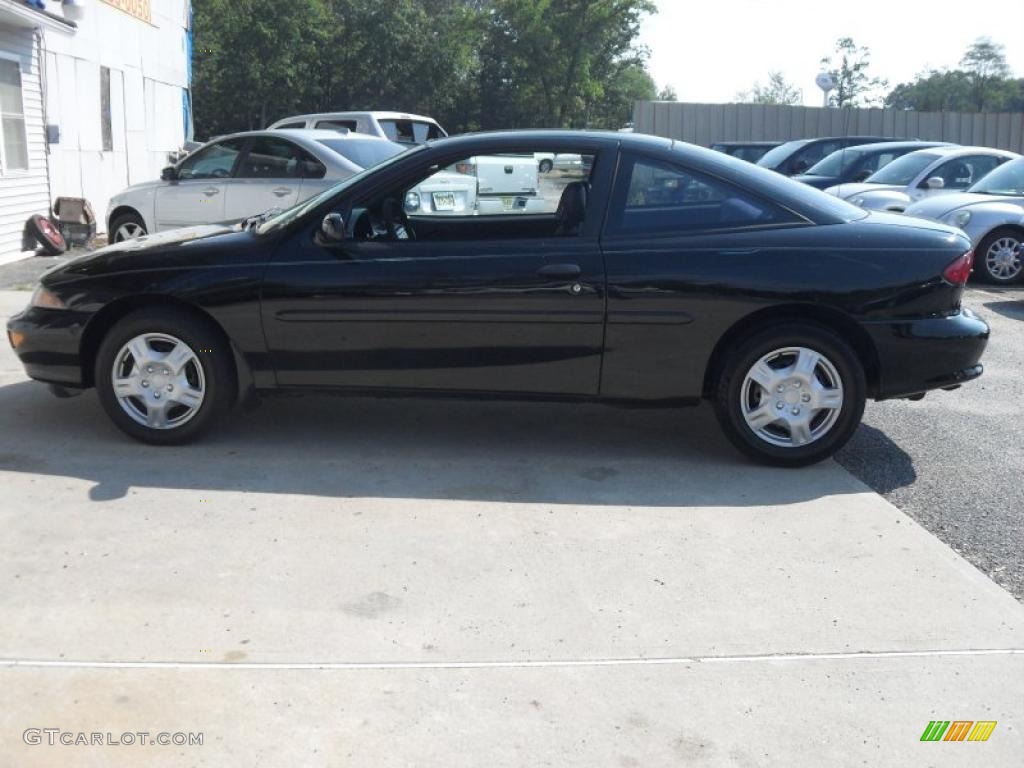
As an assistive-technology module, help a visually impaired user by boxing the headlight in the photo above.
[404,191,420,212]
[947,210,972,229]
[851,197,865,207]
[30,285,66,310]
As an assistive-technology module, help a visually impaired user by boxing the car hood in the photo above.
[903,193,1024,220]
[823,182,900,199]
[45,224,245,282]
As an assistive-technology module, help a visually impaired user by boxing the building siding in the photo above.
[0,23,49,263]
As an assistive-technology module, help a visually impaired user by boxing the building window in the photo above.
[0,59,29,172]
[100,66,113,152]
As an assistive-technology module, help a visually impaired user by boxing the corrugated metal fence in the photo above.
[632,101,1024,154]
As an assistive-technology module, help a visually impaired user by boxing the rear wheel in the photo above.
[95,308,233,444]
[713,324,866,467]
[976,228,1023,284]
[110,212,147,243]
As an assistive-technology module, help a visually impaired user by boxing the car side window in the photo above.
[176,139,247,180]
[236,137,302,179]
[793,141,840,172]
[943,155,1003,188]
[275,121,306,130]
[607,155,799,236]
[315,119,357,132]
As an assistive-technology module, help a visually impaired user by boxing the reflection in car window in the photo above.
[866,151,939,185]
[756,140,808,168]
[806,148,866,177]
[969,158,1024,195]
[177,139,247,180]
[609,156,799,235]
[237,137,301,179]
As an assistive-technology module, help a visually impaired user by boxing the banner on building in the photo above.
[100,0,152,24]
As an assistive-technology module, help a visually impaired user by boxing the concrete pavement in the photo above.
[1,290,1022,765]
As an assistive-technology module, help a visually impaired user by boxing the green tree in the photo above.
[192,0,330,137]
[657,85,678,101]
[960,37,1012,110]
[885,69,972,111]
[736,72,802,105]
[820,37,887,107]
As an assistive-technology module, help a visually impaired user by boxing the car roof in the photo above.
[712,141,781,147]
[275,111,441,123]
[923,145,1020,158]
[841,141,952,153]
[271,128,392,141]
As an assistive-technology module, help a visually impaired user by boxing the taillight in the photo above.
[942,250,973,285]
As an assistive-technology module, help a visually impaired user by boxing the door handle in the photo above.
[272,187,292,197]
[202,187,220,196]
[537,263,582,278]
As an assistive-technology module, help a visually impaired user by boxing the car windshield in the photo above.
[866,151,939,185]
[756,140,807,168]
[968,158,1024,196]
[318,138,407,169]
[805,148,866,177]
[255,145,426,235]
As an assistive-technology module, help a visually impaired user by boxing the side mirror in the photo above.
[924,176,945,190]
[161,166,178,181]
[320,212,346,242]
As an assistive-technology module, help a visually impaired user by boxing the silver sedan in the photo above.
[904,157,1024,284]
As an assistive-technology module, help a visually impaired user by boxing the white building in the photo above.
[0,0,191,264]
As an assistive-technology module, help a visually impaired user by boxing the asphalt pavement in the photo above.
[838,285,1024,600]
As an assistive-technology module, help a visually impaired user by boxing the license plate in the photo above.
[432,192,456,211]
[502,196,514,211]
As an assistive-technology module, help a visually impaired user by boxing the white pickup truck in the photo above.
[463,154,540,215]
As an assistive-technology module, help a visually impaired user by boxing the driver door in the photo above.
[155,138,247,230]
[260,145,613,395]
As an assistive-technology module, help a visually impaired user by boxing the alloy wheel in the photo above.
[115,222,145,241]
[984,236,1022,281]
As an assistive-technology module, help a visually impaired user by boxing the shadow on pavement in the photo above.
[836,423,917,495]
[0,379,873,507]
[981,299,1024,322]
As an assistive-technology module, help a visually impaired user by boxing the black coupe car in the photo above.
[7,131,988,466]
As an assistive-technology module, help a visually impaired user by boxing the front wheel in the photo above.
[95,308,234,444]
[975,228,1023,284]
[713,324,866,467]
[110,212,147,243]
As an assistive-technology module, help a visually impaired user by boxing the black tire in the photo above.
[974,227,1024,284]
[109,211,147,243]
[539,158,553,173]
[28,214,66,255]
[713,323,866,467]
[95,308,234,444]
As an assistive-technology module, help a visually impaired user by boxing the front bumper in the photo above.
[863,307,989,400]
[7,305,91,387]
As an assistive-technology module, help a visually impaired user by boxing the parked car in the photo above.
[9,131,986,467]
[711,141,782,163]
[534,152,585,173]
[792,141,952,190]
[825,146,1019,212]
[269,111,446,145]
[756,136,902,176]
[106,129,409,242]
[904,157,1024,283]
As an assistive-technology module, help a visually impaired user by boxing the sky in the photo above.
[638,0,1024,106]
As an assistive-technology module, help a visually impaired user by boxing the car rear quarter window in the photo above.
[606,155,801,236]
[314,119,358,132]
[237,137,302,178]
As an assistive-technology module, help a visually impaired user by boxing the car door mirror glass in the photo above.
[924,176,945,190]
[161,166,178,181]
[321,212,346,242]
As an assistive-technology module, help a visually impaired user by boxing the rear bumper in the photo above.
[864,307,989,400]
[6,306,90,387]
